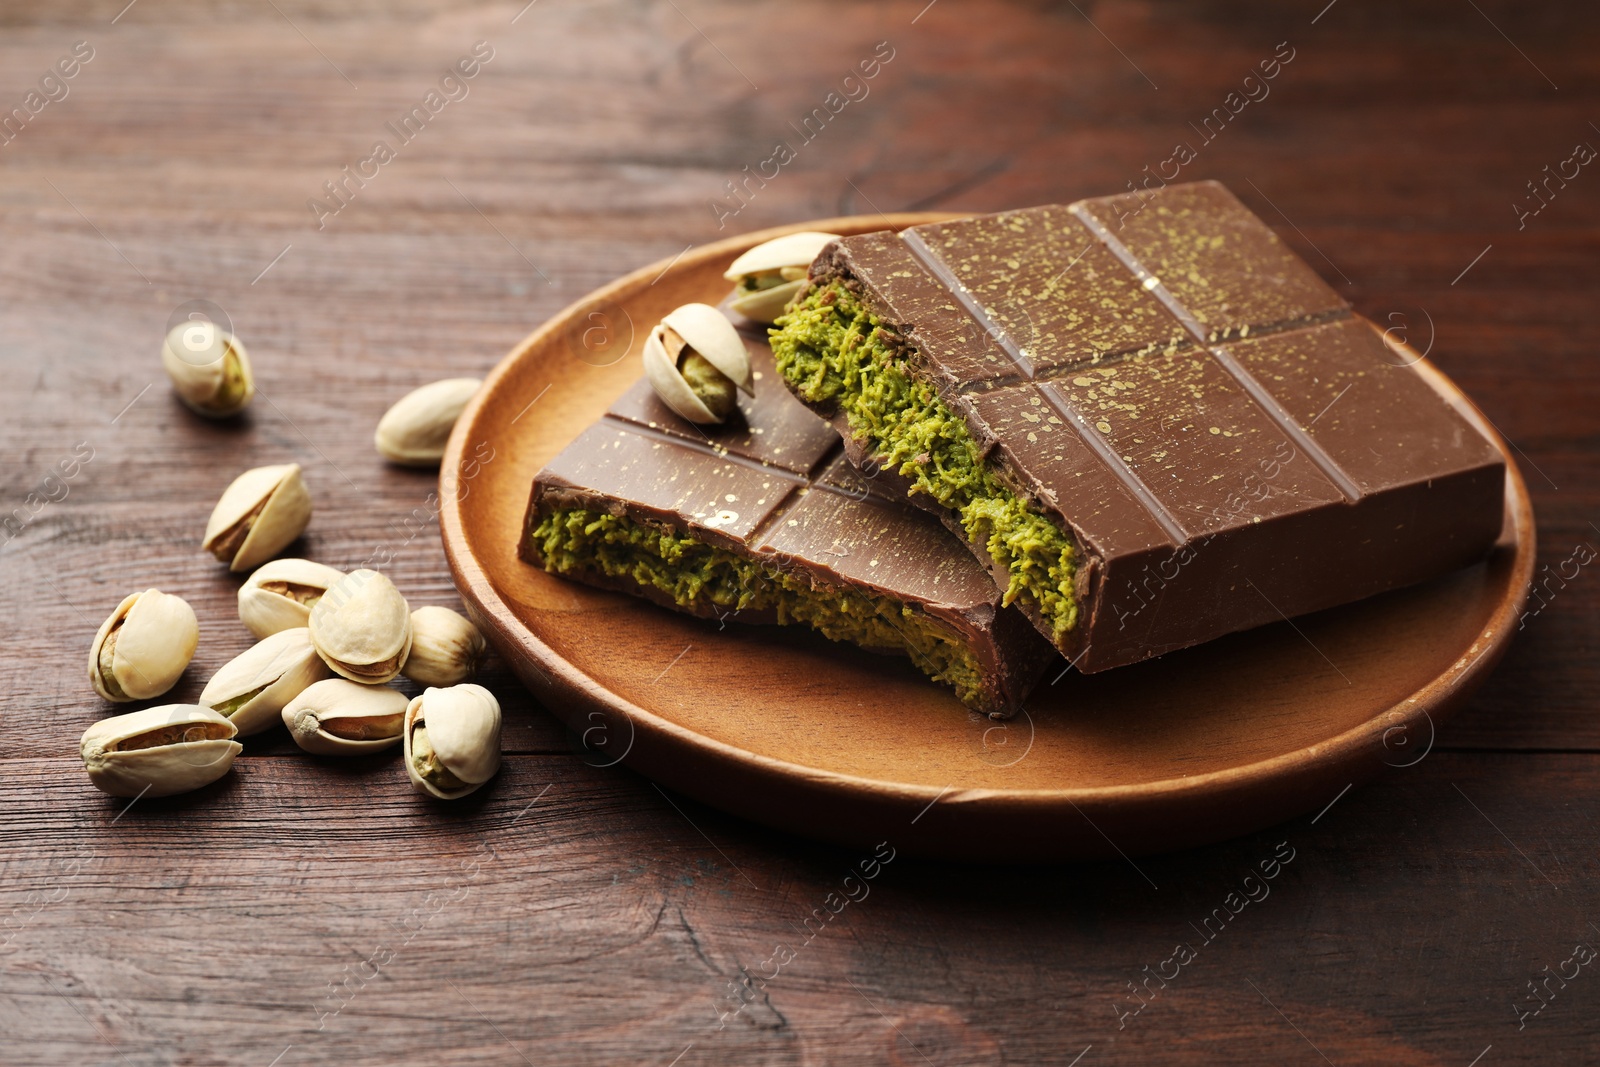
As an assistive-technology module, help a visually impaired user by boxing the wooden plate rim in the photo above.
[440,214,1536,815]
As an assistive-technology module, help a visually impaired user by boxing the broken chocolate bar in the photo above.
[520,330,1056,717]
[772,180,1506,671]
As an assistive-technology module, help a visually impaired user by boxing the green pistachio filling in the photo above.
[213,682,271,719]
[771,280,1079,642]
[410,723,465,791]
[528,507,985,706]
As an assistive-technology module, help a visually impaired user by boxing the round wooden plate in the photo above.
[440,215,1535,862]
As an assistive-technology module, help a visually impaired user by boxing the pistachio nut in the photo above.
[374,378,481,467]
[281,677,408,756]
[80,705,242,798]
[400,606,487,687]
[198,627,330,736]
[160,320,254,418]
[202,463,313,572]
[404,684,501,800]
[642,303,754,425]
[723,231,839,324]
[88,589,199,702]
[308,568,413,684]
[238,557,347,639]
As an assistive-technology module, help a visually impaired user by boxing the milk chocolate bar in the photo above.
[521,331,1056,717]
[772,180,1506,671]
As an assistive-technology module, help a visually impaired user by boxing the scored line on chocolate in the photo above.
[1067,201,1363,505]
[901,228,1037,379]
[898,223,1199,543]
[1035,381,1188,544]
[618,417,813,541]
[1205,344,1361,503]
[602,415,813,486]
[594,415,911,552]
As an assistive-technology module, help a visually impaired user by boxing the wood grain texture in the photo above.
[1,0,1597,1063]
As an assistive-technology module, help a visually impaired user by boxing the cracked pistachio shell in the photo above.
[400,606,487,687]
[724,231,838,325]
[308,569,413,684]
[202,464,313,572]
[88,589,199,702]
[198,627,330,736]
[643,304,753,425]
[374,378,481,468]
[80,705,241,798]
[643,327,720,424]
[662,303,752,394]
[238,557,348,639]
[723,231,840,280]
[729,278,807,326]
[160,321,254,418]
[281,677,408,756]
[404,684,501,800]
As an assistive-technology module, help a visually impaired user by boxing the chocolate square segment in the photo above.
[906,204,1186,379]
[794,180,1506,670]
[536,420,805,547]
[524,338,1056,717]
[1222,318,1502,497]
[1071,181,1348,342]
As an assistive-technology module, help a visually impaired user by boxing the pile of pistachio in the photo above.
[79,323,497,802]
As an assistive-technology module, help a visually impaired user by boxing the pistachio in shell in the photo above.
[642,303,753,425]
[403,684,502,800]
[202,464,313,573]
[281,677,408,756]
[80,705,242,798]
[307,568,413,684]
[160,320,254,418]
[88,589,199,702]
[198,627,330,736]
[374,378,482,468]
[722,231,838,324]
[400,606,487,687]
[238,557,348,639]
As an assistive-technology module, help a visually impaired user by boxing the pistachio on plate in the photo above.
[308,568,413,684]
[88,589,199,703]
[404,684,501,800]
[160,320,254,418]
[374,378,482,467]
[238,557,347,639]
[202,463,313,572]
[198,627,330,736]
[401,606,487,687]
[282,677,408,756]
[642,303,753,425]
[723,231,838,324]
[80,705,242,798]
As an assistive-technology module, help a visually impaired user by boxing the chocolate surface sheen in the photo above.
[521,332,1056,717]
[786,180,1507,671]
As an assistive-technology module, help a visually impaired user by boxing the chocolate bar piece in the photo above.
[520,330,1056,717]
[771,180,1506,671]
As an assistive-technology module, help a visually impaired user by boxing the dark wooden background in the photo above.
[2,1,1597,1063]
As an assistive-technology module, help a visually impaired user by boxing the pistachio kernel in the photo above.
[678,347,738,420]
[410,722,467,792]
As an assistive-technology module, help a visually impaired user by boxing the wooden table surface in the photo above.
[2,1,1597,1063]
